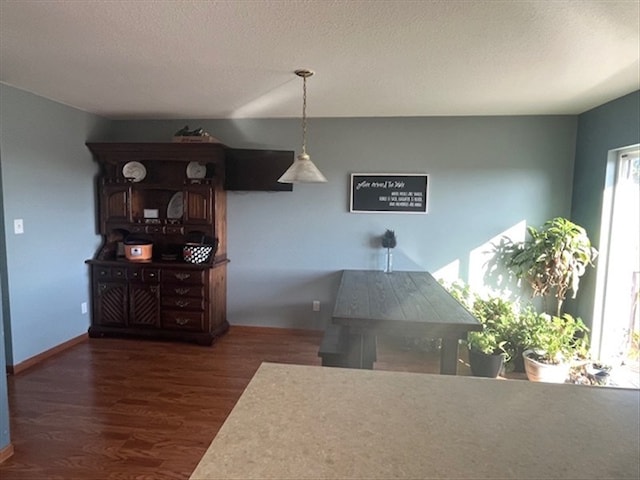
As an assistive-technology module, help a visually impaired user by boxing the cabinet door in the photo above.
[100,185,130,229]
[129,284,160,328]
[184,186,212,224]
[95,281,128,326]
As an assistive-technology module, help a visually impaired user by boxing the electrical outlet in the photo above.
[313,300,320,312]
[81,302,88,314]
[14,218,24,234]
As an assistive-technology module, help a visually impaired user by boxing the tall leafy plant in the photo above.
[504,217,598,316]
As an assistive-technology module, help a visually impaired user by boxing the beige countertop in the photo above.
[190,363,640,479]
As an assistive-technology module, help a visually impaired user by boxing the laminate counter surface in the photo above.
[189,363,640,479]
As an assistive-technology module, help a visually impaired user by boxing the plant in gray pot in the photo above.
[466,296,515,378]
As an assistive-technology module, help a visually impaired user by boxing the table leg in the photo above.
[345,332,377,369]
[440,337,460,375]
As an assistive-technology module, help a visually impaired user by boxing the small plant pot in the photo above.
[523,349,571,383]
[586,363,612,386]
[468,349,505,378]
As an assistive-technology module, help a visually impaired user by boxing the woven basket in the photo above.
[183,243,213,264]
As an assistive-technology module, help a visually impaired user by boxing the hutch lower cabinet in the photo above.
[89,262,227,345]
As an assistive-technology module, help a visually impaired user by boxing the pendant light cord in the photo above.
[301,74,308,156]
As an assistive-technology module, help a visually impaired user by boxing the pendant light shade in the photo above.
[278,69,327,184]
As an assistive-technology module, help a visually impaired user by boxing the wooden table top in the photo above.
[190,363,640,480]
[332,270,481,336]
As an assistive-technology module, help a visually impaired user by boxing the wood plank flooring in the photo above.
[0,326,460,480]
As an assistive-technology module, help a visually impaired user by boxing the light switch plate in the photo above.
[14,218,24,234]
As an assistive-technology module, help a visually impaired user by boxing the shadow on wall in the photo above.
[434,220,528,300]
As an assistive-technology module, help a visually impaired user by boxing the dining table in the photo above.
[331,269,482,374]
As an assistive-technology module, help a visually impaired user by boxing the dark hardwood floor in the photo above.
[0,326,462,480]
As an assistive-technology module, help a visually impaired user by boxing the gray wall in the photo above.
[569,90,640,327]
[0,85,585,454]
[109,115,578,329]
[0,152,10,452]
[0,84,109,366]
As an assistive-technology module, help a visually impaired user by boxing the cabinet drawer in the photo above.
[165,226,184,235]
[145,225,164,234]
[129,268,160,283]
[94,266,127,279]
[95,266,112,279]
[161,296,205,311]
[161,284,204,298]
[162,311,205,331]
[143,269,160,282]
[162,269,204,285]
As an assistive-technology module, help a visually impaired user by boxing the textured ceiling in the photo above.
[0,0,638,119]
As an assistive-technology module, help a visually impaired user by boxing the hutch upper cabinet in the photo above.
[86,142,233,345]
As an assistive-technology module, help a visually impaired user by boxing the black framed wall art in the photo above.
[350,173,429,214]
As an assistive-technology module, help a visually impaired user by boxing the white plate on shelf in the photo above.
[167,192,184,219]
[122,161,146,182]
[186,161,207,179]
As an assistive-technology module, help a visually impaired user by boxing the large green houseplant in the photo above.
[504,217,597,316]
[502,217,596,382]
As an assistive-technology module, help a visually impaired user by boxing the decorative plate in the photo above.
[166,192,184,219]
[122,161,146,182]
[186,161,207,179]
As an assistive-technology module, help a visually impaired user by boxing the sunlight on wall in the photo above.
[230,78,295,119]
[433,259,460,285]
[468,220,527,297]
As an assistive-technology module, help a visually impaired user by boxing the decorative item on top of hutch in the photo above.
[86,142,294,345]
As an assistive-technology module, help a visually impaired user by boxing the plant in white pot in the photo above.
[502,217,597,382]
[523,313,589,383]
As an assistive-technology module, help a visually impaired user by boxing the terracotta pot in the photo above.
[523,349,570,383]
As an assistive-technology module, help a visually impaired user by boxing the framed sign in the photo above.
[350,173,429,214]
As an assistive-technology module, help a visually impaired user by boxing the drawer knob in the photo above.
[174,273,191,281]
[175,317,189,326]
[176,300,190,308]
[174,287,190,295]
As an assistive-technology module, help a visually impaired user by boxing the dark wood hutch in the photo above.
[86,142,292,345]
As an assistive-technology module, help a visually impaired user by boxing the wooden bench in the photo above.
[318,324,349,367]
[318,323,377,369]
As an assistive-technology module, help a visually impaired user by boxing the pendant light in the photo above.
[278,69,328,183]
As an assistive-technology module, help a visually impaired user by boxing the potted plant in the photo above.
[466,296,514,378]
[501,217,597,382]
[467,329,508,378]
[381,229,396,273]
[503,217,598,316]
[523,313,589,383]
[444,282,515,378]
